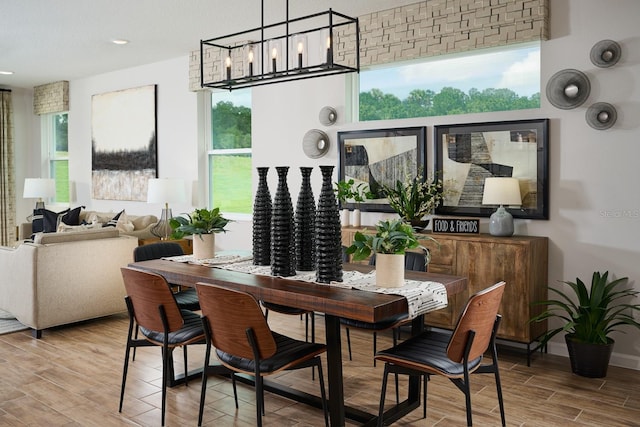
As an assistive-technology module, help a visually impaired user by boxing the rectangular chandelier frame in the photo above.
[200,1,360,91]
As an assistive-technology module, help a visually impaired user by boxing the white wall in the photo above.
[9,0,640,368]
[66,56,199,217]
[246,0,640,369]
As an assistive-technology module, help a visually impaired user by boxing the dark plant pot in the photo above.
[410,218,430,232]
[565,334,614,378]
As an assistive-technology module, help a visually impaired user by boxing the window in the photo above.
[209,89,252,214]
[358,42,540,121]
[42,112,69,203]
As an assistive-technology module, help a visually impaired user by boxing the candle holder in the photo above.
[291,34,307,70]
[267,39,283,74]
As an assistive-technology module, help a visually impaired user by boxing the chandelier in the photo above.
[200,0,360,91]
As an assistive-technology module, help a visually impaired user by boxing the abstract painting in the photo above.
[91,84,157,201]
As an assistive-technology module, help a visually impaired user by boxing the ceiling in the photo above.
[1,0,420,90]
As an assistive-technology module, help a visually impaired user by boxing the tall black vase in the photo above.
[252,167,271,266]
[271,166,296,277]
[315,165,343,283]
[295,167,316,271]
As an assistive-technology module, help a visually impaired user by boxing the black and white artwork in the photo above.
[338,127,426,212]
[91,84,157,201]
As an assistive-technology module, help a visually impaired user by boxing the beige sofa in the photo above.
[0,227,139,338]
[18,209,159,241]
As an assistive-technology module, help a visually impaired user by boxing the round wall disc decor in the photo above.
[319,106,337,126]
[586,102,617,130]
[590,40,621,68]
[546,69,591,110]
[302,129,330,158]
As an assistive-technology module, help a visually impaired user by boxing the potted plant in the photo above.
[382,170,443,231]
[346,219,431,287]
[334,179,373,227]
[530,271,640,377]
[170,207,230,260]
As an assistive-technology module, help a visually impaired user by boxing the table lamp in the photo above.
[147,178,187,240]
[482,177,522,237]
[23,178,56,210]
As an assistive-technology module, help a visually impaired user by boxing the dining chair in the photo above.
[342,250,428,365]
[261,301,315,343]
[119,267,212,426]
[375,281,507,427]
[195,283,329,427]
[133,242,200,311]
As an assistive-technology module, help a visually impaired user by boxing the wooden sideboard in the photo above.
[342,227,548,349]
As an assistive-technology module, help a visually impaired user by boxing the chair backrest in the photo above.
[368,251,427,272]
[195,283,277,360]
[134,242,184,262]
[447,281,506,363]
[121,267,184,333]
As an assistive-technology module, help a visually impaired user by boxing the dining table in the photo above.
[128,257,467,426]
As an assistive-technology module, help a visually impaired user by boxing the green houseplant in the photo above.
[530,271,640,377]
[334,179,373,227]
[382,170,443,230]
[346,219,433,287]
[170,208,230,259]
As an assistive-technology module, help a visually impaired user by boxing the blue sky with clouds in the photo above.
[360,43,540,99]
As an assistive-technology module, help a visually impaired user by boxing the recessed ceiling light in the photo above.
[112,39,129,45]
[0,71,14,75]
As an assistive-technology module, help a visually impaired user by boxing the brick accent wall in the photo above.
[189,0,548,91]
[33,81,69,115]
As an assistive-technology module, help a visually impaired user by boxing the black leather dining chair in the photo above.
[133,242,200,311]
[342,250,428,365]
[195,283,329,427]
[119,268,218,426]
[375,281,507,427]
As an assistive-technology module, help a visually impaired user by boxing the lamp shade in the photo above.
[23,178,56,199]
[482,178,522,206]
[147,178,187,204]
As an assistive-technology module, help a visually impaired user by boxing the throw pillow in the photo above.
[40,206,85,233]
[103,210,125,227]
[41,208,69,233]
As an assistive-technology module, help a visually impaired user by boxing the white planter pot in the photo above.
[341,209,351,227]
[351,208,361,227]
[375,253,405,288]
[193,234,215,260]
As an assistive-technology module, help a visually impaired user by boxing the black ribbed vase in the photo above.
[252,167,272,266]
[295,167,316,271]
[315,165,343,283]
[271,166,296,277]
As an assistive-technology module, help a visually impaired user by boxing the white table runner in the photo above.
[163,254,448,319]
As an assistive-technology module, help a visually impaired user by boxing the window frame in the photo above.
[207,89,253,220]
[40,111,69,205]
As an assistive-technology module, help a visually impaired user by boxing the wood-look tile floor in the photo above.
[1,312,639,426]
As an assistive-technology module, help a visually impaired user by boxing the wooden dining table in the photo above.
[129,258,467,426]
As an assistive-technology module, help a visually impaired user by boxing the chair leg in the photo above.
[346,327,352,361]
[255,374,264,427]
[183,345,189,387]
[119,336,132,412]
[423,374,429,419]
[315,358,329,427]
[373,332,377,367]
[392,331,399,404]
[132,324,139,361]
[377,363,391,427]
[304,312,309,342]
[198,341,211,426]
[161,345,170,426]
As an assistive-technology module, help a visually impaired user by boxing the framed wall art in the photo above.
[434,119,549,219]
[91,84,157,201]
[338,127,426,213]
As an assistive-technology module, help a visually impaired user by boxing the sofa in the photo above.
[18,209,159,241]
[0,227,139,338]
